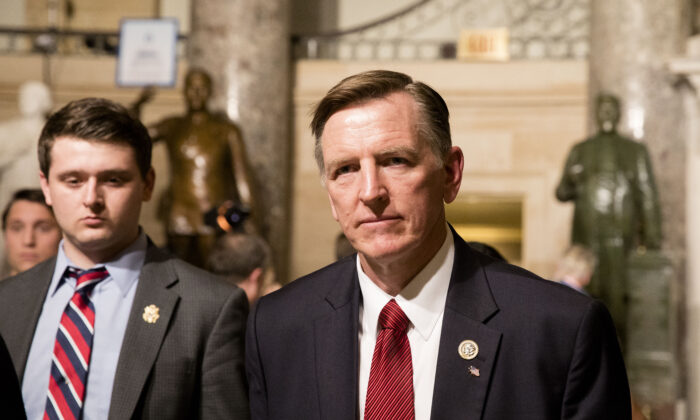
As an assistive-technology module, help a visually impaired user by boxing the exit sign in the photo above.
[457,28,509,61]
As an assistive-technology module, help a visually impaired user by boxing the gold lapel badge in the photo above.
[468,365,480,377]
[458,339,479,360]
[143,304,160,324]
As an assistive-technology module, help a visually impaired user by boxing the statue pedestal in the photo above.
[626,251,678,412]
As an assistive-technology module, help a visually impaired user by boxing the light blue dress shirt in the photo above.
[22,232,147,420]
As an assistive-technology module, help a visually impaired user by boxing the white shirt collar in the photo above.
[357,227,454,341]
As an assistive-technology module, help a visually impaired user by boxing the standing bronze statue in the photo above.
[556,93,662,346]
[133,68,259,267]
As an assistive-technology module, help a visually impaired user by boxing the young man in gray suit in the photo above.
[246,70,631,419]
[0,98,249,419]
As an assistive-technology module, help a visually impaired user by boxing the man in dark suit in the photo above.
[0,98,248,419]
[246,70,631,419]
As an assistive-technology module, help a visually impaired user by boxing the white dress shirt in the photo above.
[358,229,454,420]
[22,233,147,420]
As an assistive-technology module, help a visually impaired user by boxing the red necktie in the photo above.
[365,299,415,420]
[44,266,109,420]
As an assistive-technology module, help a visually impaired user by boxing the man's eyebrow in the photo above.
[55,169,134,178]
[55,169,84,178]
[100,169,134,177]
[376,146,420,159]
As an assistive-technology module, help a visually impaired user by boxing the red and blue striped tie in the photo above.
[365,299,415,420]
[44,266,109,420]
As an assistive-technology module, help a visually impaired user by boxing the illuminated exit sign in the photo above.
[457,28,509,61]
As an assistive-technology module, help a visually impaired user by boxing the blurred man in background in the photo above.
[552,244,596,295]
[2,188,61,278]
[207,232,272,305]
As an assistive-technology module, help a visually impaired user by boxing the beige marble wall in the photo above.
[291,60,588,279]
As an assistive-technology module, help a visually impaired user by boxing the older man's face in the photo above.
[321,92,462,268]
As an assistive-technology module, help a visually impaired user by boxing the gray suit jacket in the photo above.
[0,243,249,419]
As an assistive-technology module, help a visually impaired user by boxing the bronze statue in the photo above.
[133,68,259,267]
[556,93,662,345]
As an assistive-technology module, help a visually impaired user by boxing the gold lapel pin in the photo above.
[468,365,480,377]
[143,304,160,324]
[458,339,479,360]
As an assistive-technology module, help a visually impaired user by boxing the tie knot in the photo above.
[65,266,109,292]
[378,299,409,333]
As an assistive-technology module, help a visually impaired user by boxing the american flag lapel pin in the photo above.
[468,365,480,377]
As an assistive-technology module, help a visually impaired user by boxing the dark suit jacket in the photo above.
[0,333,25,420]
[0,243,249,419]
[246,231,630,419]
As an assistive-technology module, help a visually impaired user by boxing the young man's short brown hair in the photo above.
[310,69,452,173]
[38,97,152,179]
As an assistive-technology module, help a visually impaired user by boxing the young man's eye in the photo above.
[7,224,24,233]
[37,223,56,233]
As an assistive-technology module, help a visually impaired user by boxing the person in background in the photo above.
[0,81,53,271]
[2,188,61,279]
[207,232,273,305]
[552,244,596,295]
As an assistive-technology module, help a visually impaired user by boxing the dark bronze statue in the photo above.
[556,93,662,345]
[133,68,259,267]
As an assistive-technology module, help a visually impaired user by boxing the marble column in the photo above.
[670,37,700,420]
[189,0,292,281]
[590,0,689,416]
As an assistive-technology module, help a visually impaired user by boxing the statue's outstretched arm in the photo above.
[128,86,164,142]
[556,145,581,202]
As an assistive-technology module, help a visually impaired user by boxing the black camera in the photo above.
[203,201,251,233]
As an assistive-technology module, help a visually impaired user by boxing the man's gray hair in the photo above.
[310,70,452,174]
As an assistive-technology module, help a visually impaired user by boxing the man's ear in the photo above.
[327,190,340,222]
[443,146,464,204]
[39,171,52,206]
[143,167,156,201]
[248,267,264,285]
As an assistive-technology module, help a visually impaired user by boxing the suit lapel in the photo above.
[431,232,502,419]
[314,259,360,420]
[108,246,180,420]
